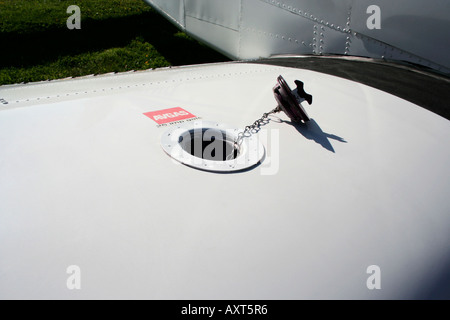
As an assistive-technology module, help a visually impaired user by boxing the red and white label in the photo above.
[143,107,196,125]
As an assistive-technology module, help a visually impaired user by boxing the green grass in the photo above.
[0,0,229,85]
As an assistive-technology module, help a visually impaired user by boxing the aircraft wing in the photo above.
[1,0,449,300]
[1,60,450,299]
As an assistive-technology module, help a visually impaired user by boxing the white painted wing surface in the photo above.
[0,62,449,299]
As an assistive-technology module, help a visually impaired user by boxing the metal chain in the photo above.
[234,106,280,147]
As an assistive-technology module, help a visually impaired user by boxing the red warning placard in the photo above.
[143,107,196,125]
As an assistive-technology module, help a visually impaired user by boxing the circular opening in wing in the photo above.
[160,121,265,173]
[178,128,240,161]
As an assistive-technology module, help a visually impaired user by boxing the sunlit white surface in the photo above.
[0,62,449,299]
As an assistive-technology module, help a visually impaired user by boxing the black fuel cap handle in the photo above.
[273,75,313,123]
